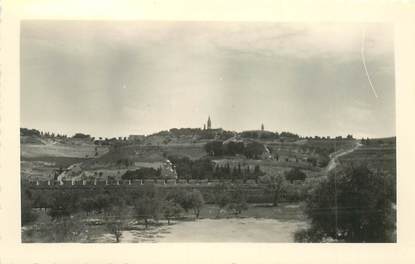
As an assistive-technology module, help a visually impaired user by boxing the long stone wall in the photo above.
[23,178,260,189]
[22,179,277,203]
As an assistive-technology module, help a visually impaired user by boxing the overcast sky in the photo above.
[21,21,395,138]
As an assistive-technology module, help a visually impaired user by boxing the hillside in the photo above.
[339,137,396,175]
[21,127,384,184]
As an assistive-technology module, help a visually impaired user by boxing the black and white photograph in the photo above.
[19,20,396,243]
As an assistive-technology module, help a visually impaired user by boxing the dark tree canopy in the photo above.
[20,128,41,137]
[244,142,266,159]
[121,167,162,180]
[168,156,214,180]
[47,191,80,219]
[224,141,245,156]
[132,186,163,228]
[204,140,267,159]
[21,194,38,226]
[204,141,224,156]
[296,165,396,242]
[72,133,91,139]
[285,168,307,183]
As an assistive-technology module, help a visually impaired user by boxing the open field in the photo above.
[20,138,109,180]
[92,143,207,164]
[22,203,307,243]
[21,142,108,159]
[156,217,307,242]
[87,218,307,243]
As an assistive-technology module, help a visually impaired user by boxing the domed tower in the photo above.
[207,116,212,130]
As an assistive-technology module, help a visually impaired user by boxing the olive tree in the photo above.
[213,184,232,217]
[263,174,287,206]
[228,184,248,216]
[296,165,396,242]
[186,190,205,219]
[134,195,162,229]
[162,200,183,224]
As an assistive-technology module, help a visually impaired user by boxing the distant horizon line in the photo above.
[20,126,396,140]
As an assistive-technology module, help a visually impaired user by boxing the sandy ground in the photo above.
[116,218,308,243]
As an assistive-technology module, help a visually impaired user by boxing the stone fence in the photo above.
[23,178,261,189]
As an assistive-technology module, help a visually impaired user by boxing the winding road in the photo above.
[325,141,362,173]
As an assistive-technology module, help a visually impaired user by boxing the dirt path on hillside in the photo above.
[325,141,362,173]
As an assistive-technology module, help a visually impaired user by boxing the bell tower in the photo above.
[207,116,212,129]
